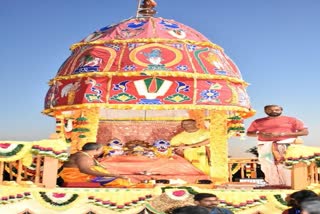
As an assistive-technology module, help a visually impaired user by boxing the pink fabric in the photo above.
[247,116,306,141]
[99,155,209,183]
[79,17,210,43]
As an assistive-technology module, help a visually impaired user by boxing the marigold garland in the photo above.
[209,111,229,181]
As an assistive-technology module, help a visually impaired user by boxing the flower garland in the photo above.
[209,111,229,181]
[269,194,289,211]
[227,115,245,138]
[31,139,69,161]
[150,186,269,212]
[34,191,79,210]
[87,194,152,212]
[0,192,31,205]
[0,144,24,157]
[31,146,69,161]
[285,144,320,168]
[0,142,33,165]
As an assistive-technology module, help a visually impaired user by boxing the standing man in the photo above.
[246,105,308,186]
[171,119,210,174]
[194,193,234,214]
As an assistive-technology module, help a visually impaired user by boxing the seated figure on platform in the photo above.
[152,139,172,158]
[170,119,210,175]
[102,138,125,157]
[125,140,152,156]
[59,142,128,186]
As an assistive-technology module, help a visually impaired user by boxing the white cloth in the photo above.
[257,138,295,186]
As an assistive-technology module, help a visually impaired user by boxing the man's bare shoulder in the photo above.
[64,152,95,168]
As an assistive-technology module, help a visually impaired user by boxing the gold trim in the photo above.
[70,38,224,51]
[43,103,254,115]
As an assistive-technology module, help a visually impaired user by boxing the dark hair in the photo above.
[301,197,320,214]
[194,193,217,201]
[171,205,210,214]
[289,190,318,208]
[182,119,196,123]
[264,105,283,111]
[82,143,102,151]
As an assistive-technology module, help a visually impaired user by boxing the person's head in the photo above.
[181,119,198,132]
[287,190,318,208]
[301,197,320,214]
[171,205,210,214]
[264,105,283,117]
[82,142,103,157]
[194,193,219,209]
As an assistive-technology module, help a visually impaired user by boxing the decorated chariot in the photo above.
[1,1,320,213]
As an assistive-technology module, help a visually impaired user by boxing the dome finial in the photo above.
[136,0,157,18]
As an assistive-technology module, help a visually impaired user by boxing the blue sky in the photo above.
[1,0,319,156]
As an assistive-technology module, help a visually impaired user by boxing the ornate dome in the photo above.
[44,15,253,117]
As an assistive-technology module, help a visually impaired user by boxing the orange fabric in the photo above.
[59,167,94,182]
[100,155,210,183]
[59,167,130,187]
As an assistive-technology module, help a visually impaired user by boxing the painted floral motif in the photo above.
[187,44,197,51]
[176,65,188,71]
[113,80,130,92]
[127,20,147,29]
[200,89,220,102]
[123,65,136,71]
[110,93,136,102]
[105,44,120,51]
[128,43,137,50]
[159,20,179,29]
[117,20,147,39]
[175,81,189,92]
[172,43,183,50]
[168,29,186,39]
[165,94,190,103]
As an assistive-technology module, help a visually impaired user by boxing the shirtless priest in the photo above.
[59,142,128,186]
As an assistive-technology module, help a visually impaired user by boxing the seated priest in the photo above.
[171,119,211,175]
[59,142,129,186]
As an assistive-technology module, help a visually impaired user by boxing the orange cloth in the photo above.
[100,155,210,183]
[59,167,94,182]
[59,167,130,187]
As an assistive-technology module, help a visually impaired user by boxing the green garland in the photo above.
[72,128,90,132]
[39,192,78,207]
[0,144,24,157]
[274,194,288,206]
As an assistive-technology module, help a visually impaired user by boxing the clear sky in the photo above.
[1,0,319,156]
